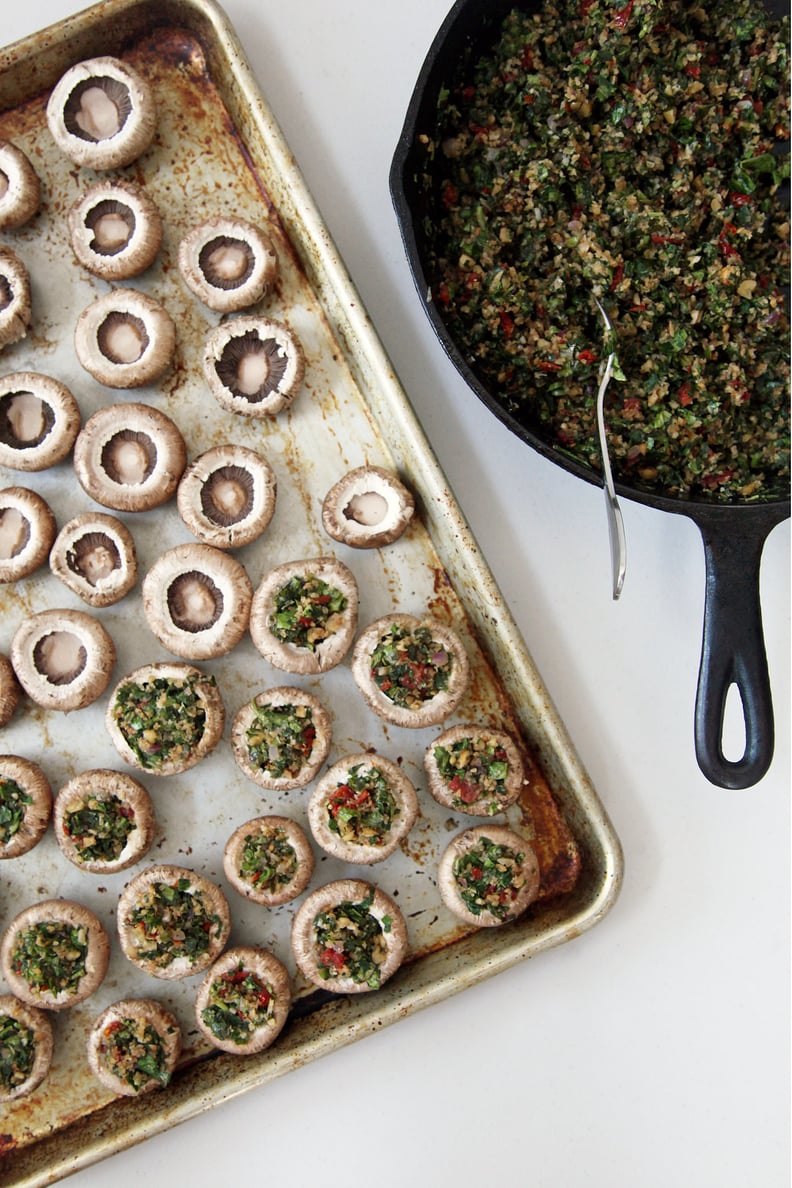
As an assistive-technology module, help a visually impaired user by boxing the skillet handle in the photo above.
[694,510,783,789]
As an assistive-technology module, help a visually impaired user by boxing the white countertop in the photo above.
[2,2,789,1186]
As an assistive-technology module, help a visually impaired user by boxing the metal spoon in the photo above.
[593,296,626,600]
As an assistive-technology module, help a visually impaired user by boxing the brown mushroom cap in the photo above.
[321,466,415,550]
[105,661,225,776]
[307,753,419,865]
[0,141,42,231]
[73,402,187,512]
[0,486,57,583]
[177,444,277,550]
[142,542,253,660]
[423,724,526,817]
[0,245,31,351]
[223,815,315,906]
[46,56,156,170]
[53,768,156,874]
[68,179,163,280]
[249,556,359,675]
[0,372,81,472]
[230,686,332,791]
[117,864,231,980]
[194,946,292,1055]
[74,288,176,389]
[203,317,305,418]
[0,898,111,1009]
[291,879,408,994]
[351,613,470,728]
[50,511,138,607]
[0,653,20,726]
[86,998,181,1096]
[10,607,116,712]
[437,824,541,928]
[178,217,279,313]
[0,995,53,1102]
[0,754,52,860]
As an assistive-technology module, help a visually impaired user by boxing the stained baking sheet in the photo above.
[0,0,623,1182]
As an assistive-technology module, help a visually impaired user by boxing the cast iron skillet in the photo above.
[390,0,790,790]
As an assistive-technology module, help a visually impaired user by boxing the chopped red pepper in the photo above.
[320,948,346,971]
[613,0,634,30]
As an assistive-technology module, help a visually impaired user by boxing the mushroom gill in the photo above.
[167,570,224,633]
[214,330,288,401]
[203,317,305,418]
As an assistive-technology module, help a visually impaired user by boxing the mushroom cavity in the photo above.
[0,898,111,1010]
[307,753,419,865]
[249,556,359,675]
[53,769,156,873]
[68,180,163,279]
[223,815,315,906]
[351,613,470,728]
[0,246,31,351]
[231,685,332,790]
[0,372,81,471]
[105,661,225,775]
[50,512,138,607]
[74,288,176,388]
[0,995,53,1102]
[142,542,253,660]
[0,487,56,583]
[0,755,52,860]
[46,56,156,170]
[179,217,279,312]
[424,724,526,816]
[177,444,277,549]
[87,998,181,1096]
[10,607,116,712]
[437,825,541,928]
[194,946,292,1056]
[322,466,415,549]
[0,141,41,231]
[203,317,305,417]
[73,403,187,512]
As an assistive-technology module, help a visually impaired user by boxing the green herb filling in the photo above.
[11,921,88,997]
[245,701,317,779]
[453,837,527,921]
[64,793,135,863]
[434,735,511,812]
[201,963,276,1044]
[314,891,389,989]
[112,674,212,769]
[270,575,348,651]
[370,624,451,709]
[101,1016,173,1092]
[127,877,223,969]
[0,1014,36,1093]
[327,764,398,847]
[239,828,299,892]
[0,777,33,846]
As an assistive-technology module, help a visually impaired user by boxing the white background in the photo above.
[3,2,789,1186]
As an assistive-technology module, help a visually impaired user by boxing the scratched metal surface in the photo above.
[0,1,622,1182]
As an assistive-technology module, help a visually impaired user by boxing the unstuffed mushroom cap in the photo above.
[177,444,277,550]
[0,245,31,351]
[87,998,181,1096]
[223,815,315,906]
[322,466,415,550]
[0,653,20,726]
[0,754,52,860]
[0,898,111,1009]
[73,402,187,512]
[10,607,116,712]
[0,372,81,472]
[179,217,279,313]
[423,723,526,817]
[0,141,42,231]
[291,879,408,994]
[307,753,419,865]
[68,179,163,280]
[142,542,253,660]
[351,613,470,728]
[0,486,57,583]
[230,686,332,791]
[249,556,358,675]
[437,824,541,928]
[105,661,225,776]
[116,864,231,980]
[74,288,176,389]
[50,511,138,607]
[194,946,292,1055]
[203,316,305,418]
[46,56,156,170]
[53,768,156,873]
[0,995,53,1102]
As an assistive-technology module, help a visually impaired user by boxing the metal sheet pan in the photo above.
[0,0,623,1182]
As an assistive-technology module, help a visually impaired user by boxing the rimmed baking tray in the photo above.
[0,0,623,1182]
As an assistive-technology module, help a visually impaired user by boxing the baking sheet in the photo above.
[0,0,623,1182]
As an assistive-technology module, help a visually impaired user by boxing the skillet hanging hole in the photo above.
[722,682,748,765]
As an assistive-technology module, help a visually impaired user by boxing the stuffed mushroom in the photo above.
[179,216,279,313]
[0,141,41,231]
[87,998,181,1096]
[249,557,358,675]
[0,995,53,1102]
[73,402,187,512]
[46,56,156,170]
[177,444,277,550]
[0,372,81,472]
[194,946,291,1055]
[0,898,111,1009]
[50,512,138,607]
[117,864,231,980]
[0,486,56,584]
[68,179,163,280]
[321,466,415,550]
[105,661,225,775]
[307,754,418,865]
[424,724,526,817]
[223,815,315,907]
[53,769,155,874]
[230,686,332,791]
[437,825,541,928]
[0,755,52,860]
[203,316,305,418]
[74,288,176,389]
[10,607,116,712]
